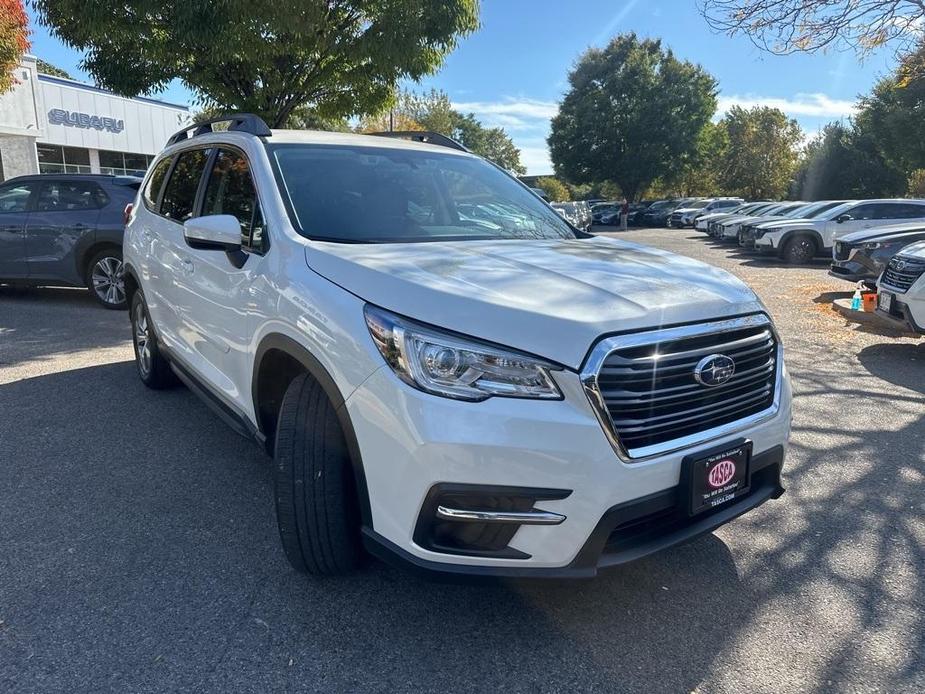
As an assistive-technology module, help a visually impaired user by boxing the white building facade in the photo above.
[0,55,190,181]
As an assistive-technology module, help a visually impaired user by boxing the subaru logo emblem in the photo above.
[694,354,736,387]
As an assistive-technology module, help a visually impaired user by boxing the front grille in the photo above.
[882,256,925,292]
[591,320,778,457]
[834,241,851,261]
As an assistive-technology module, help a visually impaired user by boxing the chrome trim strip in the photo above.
[435,506,566,525]
[580,314,782,463]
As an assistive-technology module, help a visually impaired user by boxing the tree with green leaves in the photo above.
[716,105,803,199]
[0,0,29,94]
[548,34,718,201]
[35,58,71,79]
[853,45,925,175]
[791,121,905,199]
[34,1,479,127]
[531,177,570,202]
[359,88,526,174]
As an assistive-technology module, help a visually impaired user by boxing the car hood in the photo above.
[898,241,925,259]
[719,214,760,226]
[675,207,701,214]
[755,217,815,229]
[305,236,763,368]
[837,222,925,244]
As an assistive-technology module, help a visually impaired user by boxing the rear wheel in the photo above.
[87,249,126,309]
[274,374,362,575]
[780,235,817,264]
[130,292,177,389]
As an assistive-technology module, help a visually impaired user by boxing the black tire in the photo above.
[274,373,362,575]
[130,291,177,389]
[86,248,127,309]
[780,235,817,265]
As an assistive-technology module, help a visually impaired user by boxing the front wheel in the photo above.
[780,235,817,265]
[274,374,362,576]
[87,249,126,309]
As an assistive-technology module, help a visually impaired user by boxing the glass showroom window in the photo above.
[99,150,153,176]
[37,144,91,174]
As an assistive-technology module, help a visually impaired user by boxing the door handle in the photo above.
[179,258,194,275]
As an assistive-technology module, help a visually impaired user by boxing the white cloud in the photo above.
[451,97,559,121]
[716,92,859,119]
[518,146,554,175]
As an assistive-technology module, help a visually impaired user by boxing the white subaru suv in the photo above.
[123,115,792,579]
[876,241,925,335]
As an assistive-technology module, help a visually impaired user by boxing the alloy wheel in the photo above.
[133,303,152,377]
[92,256,126,306]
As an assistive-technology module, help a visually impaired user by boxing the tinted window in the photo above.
[160,149,210,222]
[847,203,879,220]
[271,144,576,243]
[143,158,173,211]
[202,149,265,252]
[883,202,925,219]
[0,182,36,213]
[35,180,108,212]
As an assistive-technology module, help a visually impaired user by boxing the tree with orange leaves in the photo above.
[0,0,29,93]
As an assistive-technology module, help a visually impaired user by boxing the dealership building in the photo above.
[0,55,190,182]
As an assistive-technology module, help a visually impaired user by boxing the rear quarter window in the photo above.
[143,157,173,212]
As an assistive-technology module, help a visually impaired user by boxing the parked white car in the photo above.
[123,115,792,579]
[696,202,765,231]
[876,240,925,334]
[738,200,851,252]
[712,202,803,240]
[670,198,743,228]
[752,199,925,264]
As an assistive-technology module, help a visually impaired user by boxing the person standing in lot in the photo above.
[620,198,629,230]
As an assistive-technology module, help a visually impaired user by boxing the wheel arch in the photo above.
[253,333,373,528]
[79,241,123,282]
[777,228,825,252]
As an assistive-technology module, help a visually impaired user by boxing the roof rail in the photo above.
[370,130,469,152]
[166,113,272,146]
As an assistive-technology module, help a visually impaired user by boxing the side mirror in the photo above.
[184,215,241,251]
[835,213,853,224]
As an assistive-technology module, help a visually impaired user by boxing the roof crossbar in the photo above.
[166,113,272,146]
[370,131,469,152]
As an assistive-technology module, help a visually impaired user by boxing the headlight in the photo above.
[364,305,562,401]
[862,241,883,250]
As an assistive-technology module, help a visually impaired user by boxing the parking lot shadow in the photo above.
[1,354,923,692]
[0,361,746,692]
[0,287,130,371]
[857,342,925,394]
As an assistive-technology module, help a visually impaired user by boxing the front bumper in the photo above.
[829,251,884,285]
[347,362,792,577]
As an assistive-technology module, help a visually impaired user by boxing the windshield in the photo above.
[688,200,710,209]
[270,144,577,243]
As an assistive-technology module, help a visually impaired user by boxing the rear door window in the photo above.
[0,182,37,213]
[142,158,172,211]
[34,180,108,212]
[160,149,210,222]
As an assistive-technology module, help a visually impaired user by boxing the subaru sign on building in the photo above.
[0,55,190,181]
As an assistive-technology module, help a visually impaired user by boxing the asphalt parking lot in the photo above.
[1,228,923,693]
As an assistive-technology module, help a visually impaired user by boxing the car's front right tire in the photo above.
[274,373,362,576]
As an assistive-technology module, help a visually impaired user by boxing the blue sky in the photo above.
[26,1,897,174]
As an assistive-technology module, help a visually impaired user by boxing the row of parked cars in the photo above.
[687,198,925,336]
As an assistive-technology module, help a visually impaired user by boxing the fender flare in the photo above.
[252,333,373,529]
